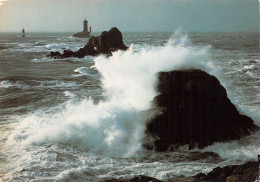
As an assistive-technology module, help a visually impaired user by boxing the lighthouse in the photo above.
[22,28,25,38]
[83,19,88,33]
[73,19,91,38]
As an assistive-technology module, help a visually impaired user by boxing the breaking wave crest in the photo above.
[0,80,26,89]
[9,32,217,157]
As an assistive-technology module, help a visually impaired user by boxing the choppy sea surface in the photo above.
[0,31,259,181]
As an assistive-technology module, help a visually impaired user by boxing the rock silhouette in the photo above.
[103,175,163,182]
[146,69,258,151]
[48,27,128,59]
[193,161,259,182]
[103,161,259,182]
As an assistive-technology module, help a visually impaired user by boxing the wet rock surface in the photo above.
[102,161,259,182]
[194,161,258,182]
[103,175,163,182]
[146,69,258,151]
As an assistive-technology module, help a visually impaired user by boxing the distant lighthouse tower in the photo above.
[83,19,88,33]
[73,19,91,38]
[22,28,25,38]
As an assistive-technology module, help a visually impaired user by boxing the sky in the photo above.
[0,0,259,32]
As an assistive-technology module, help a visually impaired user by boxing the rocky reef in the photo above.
[102,161,259,182]
[146,69,258,152]
[103,175,163,182]
[193,161,259,182]
[48,27,128,59]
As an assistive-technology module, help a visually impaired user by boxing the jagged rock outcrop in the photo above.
[48,27,128,59]
[103,175,163,182]
[146,69,258,151]
[102,160,259,181]
[193,161,259,182]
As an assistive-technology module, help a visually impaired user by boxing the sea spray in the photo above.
[202,130,260,165]
[95,33,213,110]
[9,32,214,157]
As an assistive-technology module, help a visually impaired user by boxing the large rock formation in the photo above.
[90,27,128,54]
[146,69,258,151]
[48,27,128,59]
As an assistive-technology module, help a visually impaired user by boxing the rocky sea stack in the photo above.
[48,27,128,59]
[146,69,258,152]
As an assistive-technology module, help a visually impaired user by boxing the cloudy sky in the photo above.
[0,0,259,32]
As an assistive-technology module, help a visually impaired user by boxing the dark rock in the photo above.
[109,48,119,56]
[62,49,74,58]
[195,161,259,182]
[193,173,206,179]
[97,27,128,54]
[73,31,90,38]
[48,27,127,59]
[102,161,258,182]
[103,175,163,182]
[146,69,258,151]
[47,51,62,59]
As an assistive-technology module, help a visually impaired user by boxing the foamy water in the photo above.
[0,31,259,181]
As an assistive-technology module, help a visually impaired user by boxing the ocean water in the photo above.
[0,31,259,181]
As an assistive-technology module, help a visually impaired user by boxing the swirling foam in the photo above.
[0,80,25,89]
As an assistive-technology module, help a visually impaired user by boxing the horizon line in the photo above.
[0,30,259,33]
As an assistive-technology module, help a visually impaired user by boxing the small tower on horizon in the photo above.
[83,19,88,33]
[90,26,91,33]
[73,19,91,38]
[22,28,25,38]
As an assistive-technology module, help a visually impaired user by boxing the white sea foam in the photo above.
[245,71,255,78]
[90,65,96,70]
[5,31,260,182]
[0,80,25,88]
[44,42,84,52]
[203,130,260,165]
[45,43,67,50]
[64,91,75,98]
[54,158,215,181]
[73,67,91,77]
[37,80,79,89]
[32,57,55,62]
[84,55,95,60]
[95,34,212,110]
[0,80,14,88]
[10,32,215,158]
[11,98,145,157]
[69,56,95,62]
[244,65,256,70]
[9,41,84,53]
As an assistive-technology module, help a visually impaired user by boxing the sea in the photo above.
[0,31,259,181]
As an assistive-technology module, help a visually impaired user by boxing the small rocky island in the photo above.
[73,19,91,38]
[48,27,128,59]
